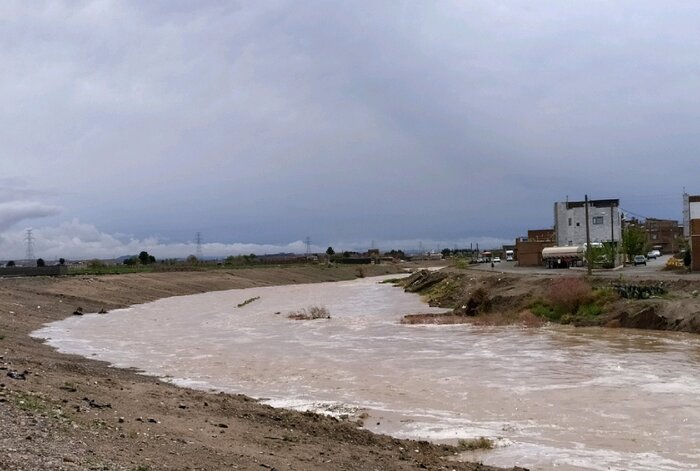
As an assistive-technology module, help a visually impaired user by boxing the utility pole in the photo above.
[585,195,592,275]
[610,203,616,266]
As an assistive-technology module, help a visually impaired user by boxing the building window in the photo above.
[592,216,604,225]
[568,218,572,226]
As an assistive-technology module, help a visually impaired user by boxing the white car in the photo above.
[492,257,501,263]
[646,250,661,259]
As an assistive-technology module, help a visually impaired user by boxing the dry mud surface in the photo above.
[0,266,522,471]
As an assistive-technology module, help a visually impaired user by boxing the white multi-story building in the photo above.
[554,199,622,247]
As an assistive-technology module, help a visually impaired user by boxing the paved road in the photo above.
[467,255,699,279]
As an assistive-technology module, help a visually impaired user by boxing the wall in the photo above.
[0,266,68,277]
[691,198,700,272]
[515,240,554,267]
[555,200,621,246]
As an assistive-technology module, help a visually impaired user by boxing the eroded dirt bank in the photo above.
[400,268,700,333]
[0,266,522,471]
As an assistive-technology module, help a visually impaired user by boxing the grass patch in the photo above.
[422,278,461,307]
[288,305,331,320]
[11,392,55,415]
[237,296,260,308]
[458,437,495,451]
[453,257,469,269]
[530,283,618,325]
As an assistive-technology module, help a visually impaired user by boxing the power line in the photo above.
[620,207,653,221]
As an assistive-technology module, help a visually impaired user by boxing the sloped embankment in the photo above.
[400,269,700,334]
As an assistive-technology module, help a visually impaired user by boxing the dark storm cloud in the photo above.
[1,1,699,254]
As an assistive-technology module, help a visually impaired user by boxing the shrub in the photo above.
[458,436,494,451]
[546,278,592,315]
[464,287,491,316]
[237,296,260,308]
[288,305,331,320]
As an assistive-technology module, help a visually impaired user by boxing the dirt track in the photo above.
[0,266,522,471]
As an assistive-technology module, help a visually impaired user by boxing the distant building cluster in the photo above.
[512,194,693,269]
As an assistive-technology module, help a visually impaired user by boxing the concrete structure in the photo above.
[554,199,621,247]
[643,218,683,254]
[513,229,556,267]
[0,266,68,277]
[689,195,700,272]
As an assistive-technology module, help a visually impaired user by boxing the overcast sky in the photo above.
[2,1,699,259]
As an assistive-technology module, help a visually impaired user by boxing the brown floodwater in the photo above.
[33,275,700,470]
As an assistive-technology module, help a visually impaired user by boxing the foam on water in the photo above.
[32,274,700,470]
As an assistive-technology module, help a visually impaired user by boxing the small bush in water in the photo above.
[288,305,331,320]
[458,436,494,451]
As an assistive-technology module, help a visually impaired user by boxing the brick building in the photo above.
[643,218,683,254]
[515,229,555,267]
[689,196,700,272]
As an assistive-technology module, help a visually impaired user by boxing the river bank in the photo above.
[0,265,522,471]
[400,267,700,334]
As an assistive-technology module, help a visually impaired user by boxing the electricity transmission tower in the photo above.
[304,237,312,257]
[25,229,35,261]
[195,232,203,259]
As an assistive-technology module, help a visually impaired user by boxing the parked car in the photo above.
[646,251,657,259]
[492,257,501,263]
[647,249,661,259]
[633,255,647,266]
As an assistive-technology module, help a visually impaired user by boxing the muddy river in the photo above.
[33,275,700,470]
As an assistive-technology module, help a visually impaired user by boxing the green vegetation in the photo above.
[621,225,648,263]
[453,256,469,269]
[422,278,461,307]
[458,437,495,451]
[237,296,260,308]
[11,392,59,417]
[530,278,617,324]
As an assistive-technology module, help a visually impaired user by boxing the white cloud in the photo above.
[0,200,60,231]
[0,219,510,261]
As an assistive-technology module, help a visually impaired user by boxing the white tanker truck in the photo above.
[541,245,586,269]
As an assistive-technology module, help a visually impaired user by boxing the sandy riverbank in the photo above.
[0,265,522,471]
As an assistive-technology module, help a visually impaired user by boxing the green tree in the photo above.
[36,258,45,267]
[6,260,15,267]
[58,258,66,265]
[326,247,335,256]
[621,226,648,264]
[138,251,150,265]
[441,248,451,257]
